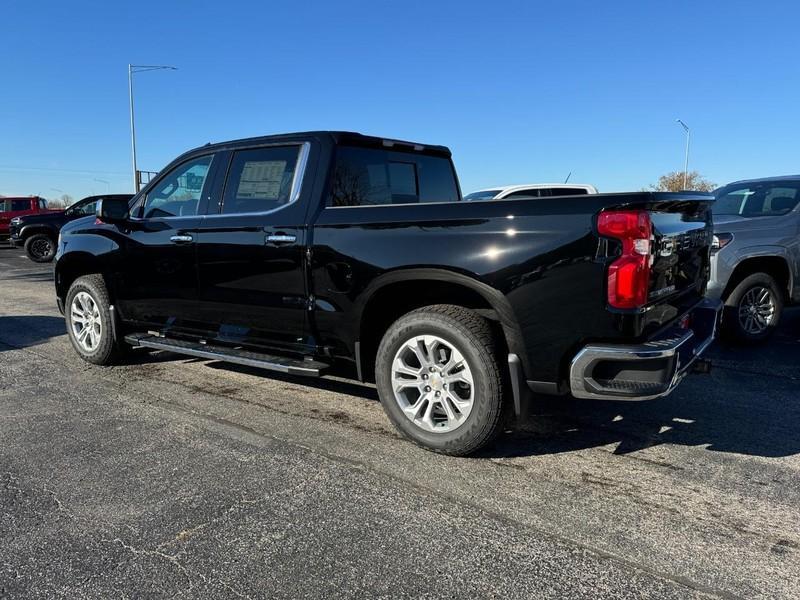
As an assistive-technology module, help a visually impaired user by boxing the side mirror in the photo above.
[96,197,130,223]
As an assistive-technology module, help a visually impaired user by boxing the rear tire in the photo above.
[65,275,128,365]
[721,272,783,344]
[24,233,56,262]
[375,304,505,456]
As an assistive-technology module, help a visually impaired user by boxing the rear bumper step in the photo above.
[569,298,721,401]
[124,334,328,377]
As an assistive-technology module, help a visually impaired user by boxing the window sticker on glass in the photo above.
[237,161,287,199]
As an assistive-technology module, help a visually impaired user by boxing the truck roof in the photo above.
[194,131,452,158]
[722,174,800,187]
[475,184,597,194]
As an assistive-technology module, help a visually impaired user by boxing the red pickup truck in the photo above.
[0,196,51,241]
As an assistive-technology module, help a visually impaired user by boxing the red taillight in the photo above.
[597,210,652,309]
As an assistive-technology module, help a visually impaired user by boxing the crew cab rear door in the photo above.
[193,142,312,354]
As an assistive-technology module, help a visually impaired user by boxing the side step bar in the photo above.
[124,334,329,377]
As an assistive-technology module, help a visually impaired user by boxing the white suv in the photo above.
[464,183,598,201]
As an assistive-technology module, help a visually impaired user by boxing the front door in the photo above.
[194,143,311,353]
[112,153,217,330]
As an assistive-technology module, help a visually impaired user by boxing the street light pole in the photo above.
[94,178,111,193]
[676,119,690,190]
[128,64,137,192]
[128,64,177,192]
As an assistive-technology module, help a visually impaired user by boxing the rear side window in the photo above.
[222,146,300,215]
[11,199,30,211]
[330,146,459,206]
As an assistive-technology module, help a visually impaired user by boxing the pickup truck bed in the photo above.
[54,131,720,455]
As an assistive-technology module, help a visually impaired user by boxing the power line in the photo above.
[0,165,130,176]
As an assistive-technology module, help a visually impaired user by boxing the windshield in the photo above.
[713,182,800,218]
[464,190,501,201]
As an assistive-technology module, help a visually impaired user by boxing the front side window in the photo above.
[506,189,542,199]
[464,190,501,201]
[221,146,300,214]
[67,200,98,217]
[140,155,214,219]
[11,199,30,211]
[713,182,800,218]
[330,146,459,207]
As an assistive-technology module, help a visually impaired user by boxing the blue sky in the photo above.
[2,0,799,201]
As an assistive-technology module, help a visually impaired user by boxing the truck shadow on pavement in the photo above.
[3,270,55,282]
[0,315,65,353]
[123,309,800,461]
[488,308,800,460]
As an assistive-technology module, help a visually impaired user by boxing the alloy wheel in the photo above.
[70,291,102,352]
[31,238,52,259]
[391,334,475,433]
[738,286,775,335]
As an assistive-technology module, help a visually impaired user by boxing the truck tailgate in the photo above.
[601,193,714,336]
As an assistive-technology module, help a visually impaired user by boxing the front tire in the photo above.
[24,233,56,262]
[375,305,505,456]
[65,275,126,365]
[722,272,783,343]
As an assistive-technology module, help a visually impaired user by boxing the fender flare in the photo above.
[54,251,105,300]
[728,245,793,297]
[19,224,58,241]
[353,267,531,376]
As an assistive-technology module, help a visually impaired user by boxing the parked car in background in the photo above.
[0,196,50,242]
[54,131,718,455]
[464,183,598,201]
[709,175,800,343]
[10,194,133,262]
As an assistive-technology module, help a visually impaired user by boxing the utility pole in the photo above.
[676,119,690,190]
[128,64,177,191]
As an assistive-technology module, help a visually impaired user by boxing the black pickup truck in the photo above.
[10,194,132,262]
[54,131,720,455]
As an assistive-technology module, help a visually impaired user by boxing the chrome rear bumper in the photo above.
[569,299,721,401]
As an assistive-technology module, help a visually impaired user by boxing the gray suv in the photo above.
[709,176,800,342]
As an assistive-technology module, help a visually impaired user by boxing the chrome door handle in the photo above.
[266,234,297,245]
[170,234,194,244]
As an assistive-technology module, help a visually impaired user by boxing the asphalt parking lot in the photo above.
[1,246,799,599]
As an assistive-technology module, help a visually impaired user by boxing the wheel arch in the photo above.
[55,252,111,305]
[723,252,792,302]
[19,224,57,241]
[353,268,527,382]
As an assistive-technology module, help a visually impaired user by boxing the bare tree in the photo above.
[649,171,715,192]
[47,194,73,209]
